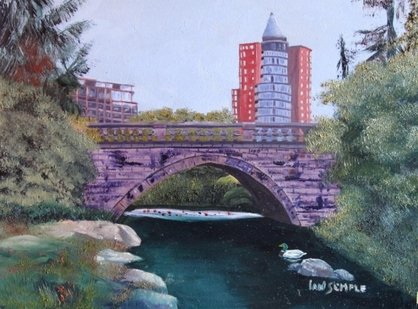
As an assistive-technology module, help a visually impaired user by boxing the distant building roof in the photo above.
[262,12,286,41]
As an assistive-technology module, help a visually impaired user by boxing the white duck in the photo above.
[279,243,307,260]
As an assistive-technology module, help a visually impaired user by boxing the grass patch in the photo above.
[0,201,133,307]
[0,200,113,226]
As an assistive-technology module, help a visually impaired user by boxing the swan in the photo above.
[279,243,307,260]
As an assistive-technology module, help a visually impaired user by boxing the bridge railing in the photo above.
[89,123,316,143]
[87,122,316,144]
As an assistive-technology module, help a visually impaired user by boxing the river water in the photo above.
[121,211,413,309]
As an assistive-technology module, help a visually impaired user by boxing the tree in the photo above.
[0,77,97,206]
[45,41,92,114]
[0,0,91,112]
[399,0,418,52]
[130,107,235,123]
[336,35,355,79]
[353,0,406,61]
[306,53,418,297]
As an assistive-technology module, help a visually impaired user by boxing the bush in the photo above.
[307,53,418,297]
[0,78,97,206]
[0,201,113,225]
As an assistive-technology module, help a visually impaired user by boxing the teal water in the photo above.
[122,215,413,309]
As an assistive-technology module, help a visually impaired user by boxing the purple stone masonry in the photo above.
[84,130,339,226]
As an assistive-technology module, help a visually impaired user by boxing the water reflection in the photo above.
[122,211,413,309]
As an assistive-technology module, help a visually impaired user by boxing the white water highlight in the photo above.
[123,208,264,222]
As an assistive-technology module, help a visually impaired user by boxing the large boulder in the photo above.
[122,268,168,294]
[0,235,60,252]
[295,258,336,279]
[95,248,143,265]
[334,268,355,281]
[35,220,141,248]
[288,258,355,281]
[119,289,178,309]
[0,235,45,249]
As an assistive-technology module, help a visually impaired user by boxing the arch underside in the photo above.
[111,154,301,225]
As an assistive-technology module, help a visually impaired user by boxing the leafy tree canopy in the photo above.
[0,0,91,113]
[0,78,97,206]
[130,107,235,123]
[307,52,418,296]
[352,0,406,62]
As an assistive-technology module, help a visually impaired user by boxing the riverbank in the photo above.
[0,220,178,308]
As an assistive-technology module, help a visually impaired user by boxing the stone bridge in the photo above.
[84,122,339,226]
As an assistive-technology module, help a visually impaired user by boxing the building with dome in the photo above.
[232,13,312,123]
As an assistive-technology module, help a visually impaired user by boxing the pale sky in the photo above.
[73,0,392,119]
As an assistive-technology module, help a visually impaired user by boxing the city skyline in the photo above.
[74,0,388,119]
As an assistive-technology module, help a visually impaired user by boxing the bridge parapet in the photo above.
[88,122,315,145]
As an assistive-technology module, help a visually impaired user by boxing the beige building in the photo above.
[73,77,138,122]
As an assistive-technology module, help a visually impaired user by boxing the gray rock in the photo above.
[334,269,355,281]
[287,262,302,272]
[0,235,56,251]
[36,220,142,248]
[120,289,178,309]
[122,268,168,293]
[297,258,337,279]
[95,248,143,265]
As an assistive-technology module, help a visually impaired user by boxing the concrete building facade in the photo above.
[73,77,138,123]
[256,13,292,123]
[232,13,312,123]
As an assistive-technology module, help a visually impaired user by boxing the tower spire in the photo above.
[262,12,286,41]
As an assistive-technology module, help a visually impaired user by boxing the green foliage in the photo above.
[68,115,103,143]
[399,0,418,52]
[220,187,254,208]
[0,0,91,113]
[353,0,405,62]
[0,78,97,206]
[0,201,113,225]
[130,106,235,123]
[307,53,418,296]
[336,35,355,79]
[0,236,123,308]
[133,166,255,209]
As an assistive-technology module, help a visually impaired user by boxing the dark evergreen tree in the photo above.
[0,0,91,113]
[336,35,355,79]
[353,0,406,61]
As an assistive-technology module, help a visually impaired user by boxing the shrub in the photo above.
[0,78,97,206]
[0,201,113,225]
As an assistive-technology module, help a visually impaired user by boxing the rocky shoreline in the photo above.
[0,220,178,308]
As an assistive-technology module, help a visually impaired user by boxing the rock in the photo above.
[0,235,55,250]
[95,248,143,265]
[122,268,168,293]
[297,258,337,279]
[119,289,178,309]
[287,262,302,272]
[334,269,355,281]
[288,259,356,282]
[36,220,141,248]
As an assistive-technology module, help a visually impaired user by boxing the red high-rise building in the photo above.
[232,13,312,123]
[231,42,261,122]
[288,46,312,123]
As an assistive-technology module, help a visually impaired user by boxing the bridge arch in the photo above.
[111,154,300,225]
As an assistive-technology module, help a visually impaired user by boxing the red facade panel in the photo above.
[236,43,261,122]
[288,46,312,123]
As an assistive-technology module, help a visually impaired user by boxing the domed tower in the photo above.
[255,13,292,123]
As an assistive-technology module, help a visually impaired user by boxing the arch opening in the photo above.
[112,155,300,225]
